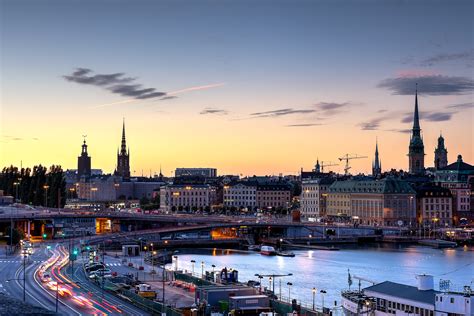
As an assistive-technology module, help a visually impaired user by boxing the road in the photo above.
[0,241,150,315]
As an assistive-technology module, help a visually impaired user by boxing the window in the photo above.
[450,297,454,303]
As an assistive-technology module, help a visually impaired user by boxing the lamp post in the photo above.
[255,273,292,295]
[152,251,157,274]
[320,289,327,311]
[287,282,293,302]
[201,261,204,279]
[211,264,215,273]
[312,287,316,311]
[191,260,195,275]
[43,185,49,207]
[269,277,273,293]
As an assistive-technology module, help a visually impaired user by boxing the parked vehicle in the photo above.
[260,246,276,256]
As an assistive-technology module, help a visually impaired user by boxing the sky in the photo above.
[1,0,473,176]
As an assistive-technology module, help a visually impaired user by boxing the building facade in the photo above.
[114,120,131,179]
[327,178,416,226]
[300,177,335,220]
[256,183,291,210]
[415,184,453,227]
[223,182,257,209]
[435,155,474,225]
[408,88,425,174]
[77,138,91,180]
[160,184,217,212]
[434,134,448,170]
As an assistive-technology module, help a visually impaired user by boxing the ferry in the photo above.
[260,245,276,256]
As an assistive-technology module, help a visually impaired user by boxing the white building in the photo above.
[223,183,257,209]
[160,184,217,212]
[300,177,335,220]
[175,168,217,178]
[342,275,473,316]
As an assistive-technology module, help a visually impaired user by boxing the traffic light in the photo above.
[46,245,51,250]
[42,233,47,239]
[73,249,78,255]
[86,246,91,251]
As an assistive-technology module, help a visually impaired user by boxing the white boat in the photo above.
[260,245,276,256]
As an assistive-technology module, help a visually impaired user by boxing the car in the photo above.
[86,264,105,272]
[71,295,94,308]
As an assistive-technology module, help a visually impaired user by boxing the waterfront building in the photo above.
[159,184,217,212]
[415,184,453,227]
[372,139,382,178]
[77,137,91,180]
[434,133,448,170]
[116,179,165,201]
[300,177,335,220]
[175,168,217,178]
[341,275,473,316]
[76,176,119,201]
[223,182,257,210]
[327,177,416,226]
[435,154,474,225]
[114,119,131,179]
[256,182,292,210]
[408,87,425,174]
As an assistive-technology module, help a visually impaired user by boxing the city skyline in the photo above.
[1,0,473,175]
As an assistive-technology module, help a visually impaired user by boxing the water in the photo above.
[173,245,474,307]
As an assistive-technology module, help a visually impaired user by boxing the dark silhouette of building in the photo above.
[114,119,130,179]
[408,86,425,174]
[314,159,321,173]
[372,138,382,177]
[77,137,91,180]
[434,133,448,170]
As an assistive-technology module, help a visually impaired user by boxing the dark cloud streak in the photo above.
[377,75,474,95]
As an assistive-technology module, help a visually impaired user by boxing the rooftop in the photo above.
[363,281,437,305]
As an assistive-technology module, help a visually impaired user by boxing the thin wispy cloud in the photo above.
[250,108,316,118]
[200,107,229,115]
[377,75,474,95]
[285,123,323,127]
[400,111,454,123]
[65,68,224,108]
[447,102,474,110]
[401,50,474,67]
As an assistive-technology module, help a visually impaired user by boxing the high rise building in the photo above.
[434,133,448,170]
[77,137,91,180]
[372,138,382,177]
[408,86,425,174]
[114,119,131,179]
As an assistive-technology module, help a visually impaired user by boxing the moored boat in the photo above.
[260,245,276,256]
[276,250,295,257]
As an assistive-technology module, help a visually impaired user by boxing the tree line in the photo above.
[0,164,66,208]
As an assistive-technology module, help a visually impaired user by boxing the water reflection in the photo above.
[176,245,474,306]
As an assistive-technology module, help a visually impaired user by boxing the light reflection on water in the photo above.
[174,245,474,306]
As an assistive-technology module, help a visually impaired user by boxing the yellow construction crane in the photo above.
[338,154,368,175]
[320,161,339,173]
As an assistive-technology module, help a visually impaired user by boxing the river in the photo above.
[172,244,474,308]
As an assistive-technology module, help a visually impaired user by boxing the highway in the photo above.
[0,241,150,315]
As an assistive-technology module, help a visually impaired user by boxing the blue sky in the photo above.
[1,0,473,175]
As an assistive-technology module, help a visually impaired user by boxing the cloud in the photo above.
[250,108,316,118]
[447,102,474,110]
[65,68,224,104]
[385,128,411,134]
[419,51,474,67]
[377,75,474,95]
[401,111,454,123]
[200,107,229,115]
[314,102,352,116]
[285,123,324,127]
[160,96,178,101]
[359,117,390,130]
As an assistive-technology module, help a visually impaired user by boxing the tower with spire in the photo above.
[314,158,321,173]
[77,136,91,180]
[114,119,131,179]
[408,85,425,174]
[372,138,382,177]
[434,132,448,170]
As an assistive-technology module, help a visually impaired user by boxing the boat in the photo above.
[276,250,295,257]
[260,245,276,256]
[248,245,260,251]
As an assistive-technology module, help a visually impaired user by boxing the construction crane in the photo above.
[320,161,339,173]
[338,154,368,175]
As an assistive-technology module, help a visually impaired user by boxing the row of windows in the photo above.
[424,204,450,211]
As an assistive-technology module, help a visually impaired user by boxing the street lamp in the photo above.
[43,185,49,207]
[269,277,273,293]
[191,260,196,275]
[312,287,316,311]
[211,264,216,273]
[320,289,327,310]
[152,251,157,274]
[201,261,205,278]
[287,282,293,301]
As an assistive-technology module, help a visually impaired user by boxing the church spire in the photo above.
[412,83,421,136]
[372,137,381,177]
[121,118,127,154]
